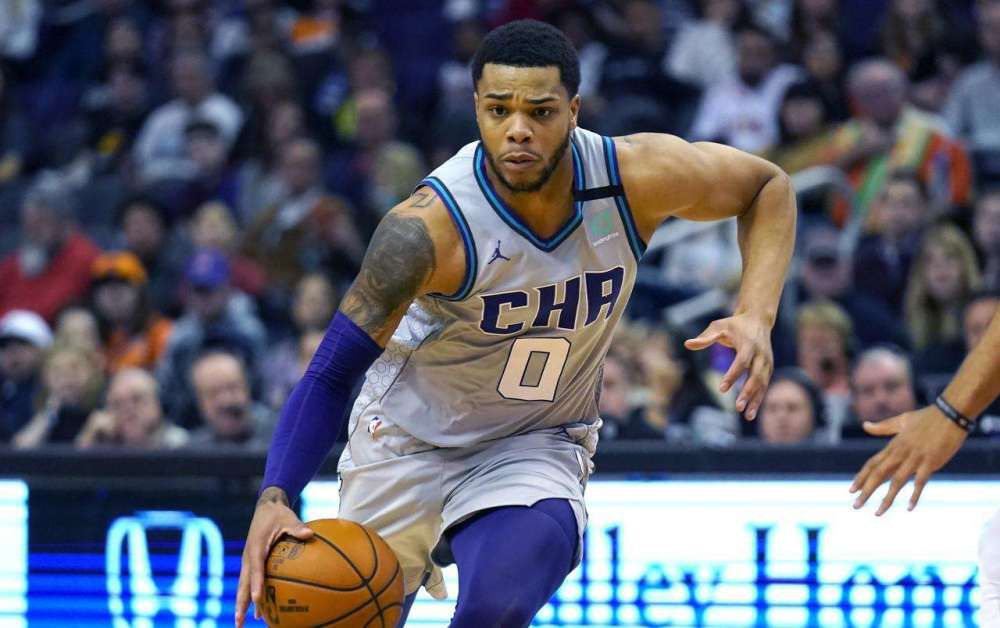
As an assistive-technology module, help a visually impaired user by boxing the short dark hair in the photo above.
[471,19,580,96]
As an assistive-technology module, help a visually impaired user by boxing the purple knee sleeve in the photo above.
[261,312,383,501]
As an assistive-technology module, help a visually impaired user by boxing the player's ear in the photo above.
[569,94,580,128]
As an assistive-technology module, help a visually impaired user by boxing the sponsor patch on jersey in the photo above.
[586,208,619,245]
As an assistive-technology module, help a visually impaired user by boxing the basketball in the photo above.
[261,518,404,628]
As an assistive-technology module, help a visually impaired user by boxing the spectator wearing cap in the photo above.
[187,350,274,448]
[0,310,52,443]
[0,175,101,323]
[797,225,905,347]
[156,248,266,427]
[89,251,173,373]
[744,368,831,445]
[12,343,105,448]
[116,196,189,318]
[852,171,929,314]
[845,346,917,438]
[132,49,243,185]
[76,368,188,449]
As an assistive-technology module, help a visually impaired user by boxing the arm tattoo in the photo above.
[339,213,437,339]
[258,486,289,507]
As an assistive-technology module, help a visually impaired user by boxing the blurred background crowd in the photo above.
[0,0,998,452]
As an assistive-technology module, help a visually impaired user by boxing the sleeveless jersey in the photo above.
[346,128,646,447]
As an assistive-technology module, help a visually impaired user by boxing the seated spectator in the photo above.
[0,310,51,443]
[327,88,427,229]
[973,188,1000,290]
[236,99,305,223]
[116,196,189,317]
[667,0,744,89]
[89,251,173,373]
[819,59,971,226]
[0,64,28,186]
[54,307,101,355]
[187,350,274,448]
[844,346,917,438]
[853,170,929,314]
[190,201,266,298]
[175,118,241,218]
[602,321,721,443]
[263,273,338,409]
[80,61,151,176]
[12,343,105,448]
[598,352,661,440]
[596,0,701,137]
[76,368,188,449]
[799,30,849,122]
[746,368,829,445]
[795,300,852,432]
[766,80,837,175]
[690,21,802,153]
[243,137,364,293]
[132,49,243,185]
[157,248,267,426]
[943,0,1000,154]
[905,223,981,376]
[0,175,101,323]
[796,225,905,346]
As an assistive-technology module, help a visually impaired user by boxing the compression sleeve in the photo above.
[261,311,383,501]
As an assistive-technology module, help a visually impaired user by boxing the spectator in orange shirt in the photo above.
[89,251,172,373]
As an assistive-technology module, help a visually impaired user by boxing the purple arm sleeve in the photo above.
[261,311,383,501]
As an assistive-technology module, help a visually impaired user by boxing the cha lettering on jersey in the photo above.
[479,266,625,335]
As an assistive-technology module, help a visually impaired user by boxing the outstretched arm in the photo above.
[851,308,1000,515]
[235,189,464,627]
[617,135,797,420]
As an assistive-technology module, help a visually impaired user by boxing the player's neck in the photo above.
[486,153,575,239]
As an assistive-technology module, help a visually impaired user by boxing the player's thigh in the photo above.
[440,428,590,565]
[338,452,444,597]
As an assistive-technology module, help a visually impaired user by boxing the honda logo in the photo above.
[105,511,223,624]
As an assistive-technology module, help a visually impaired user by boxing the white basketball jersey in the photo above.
[346,128,646,447]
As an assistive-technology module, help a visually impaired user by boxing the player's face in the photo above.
[475,64,579,194]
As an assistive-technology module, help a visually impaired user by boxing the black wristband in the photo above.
[934,395,976,432]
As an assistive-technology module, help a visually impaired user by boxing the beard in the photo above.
[483,127,572,194]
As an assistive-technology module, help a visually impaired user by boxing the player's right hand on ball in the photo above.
[236,487,314,627]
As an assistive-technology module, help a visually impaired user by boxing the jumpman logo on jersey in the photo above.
[488,240,511,265]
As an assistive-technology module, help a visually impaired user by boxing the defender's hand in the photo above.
[235,488,314,627]
[684,313,774,420]
[849,406,969,516]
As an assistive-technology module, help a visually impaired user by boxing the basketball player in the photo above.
[851,305,1000,624]
[236,20,797,627]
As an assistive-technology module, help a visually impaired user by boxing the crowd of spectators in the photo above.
[0,0,999,451]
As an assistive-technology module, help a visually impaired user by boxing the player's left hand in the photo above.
[849,405,969,516]
[684,313,774,421]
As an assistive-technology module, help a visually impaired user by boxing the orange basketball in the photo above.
[261,518,404,628]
